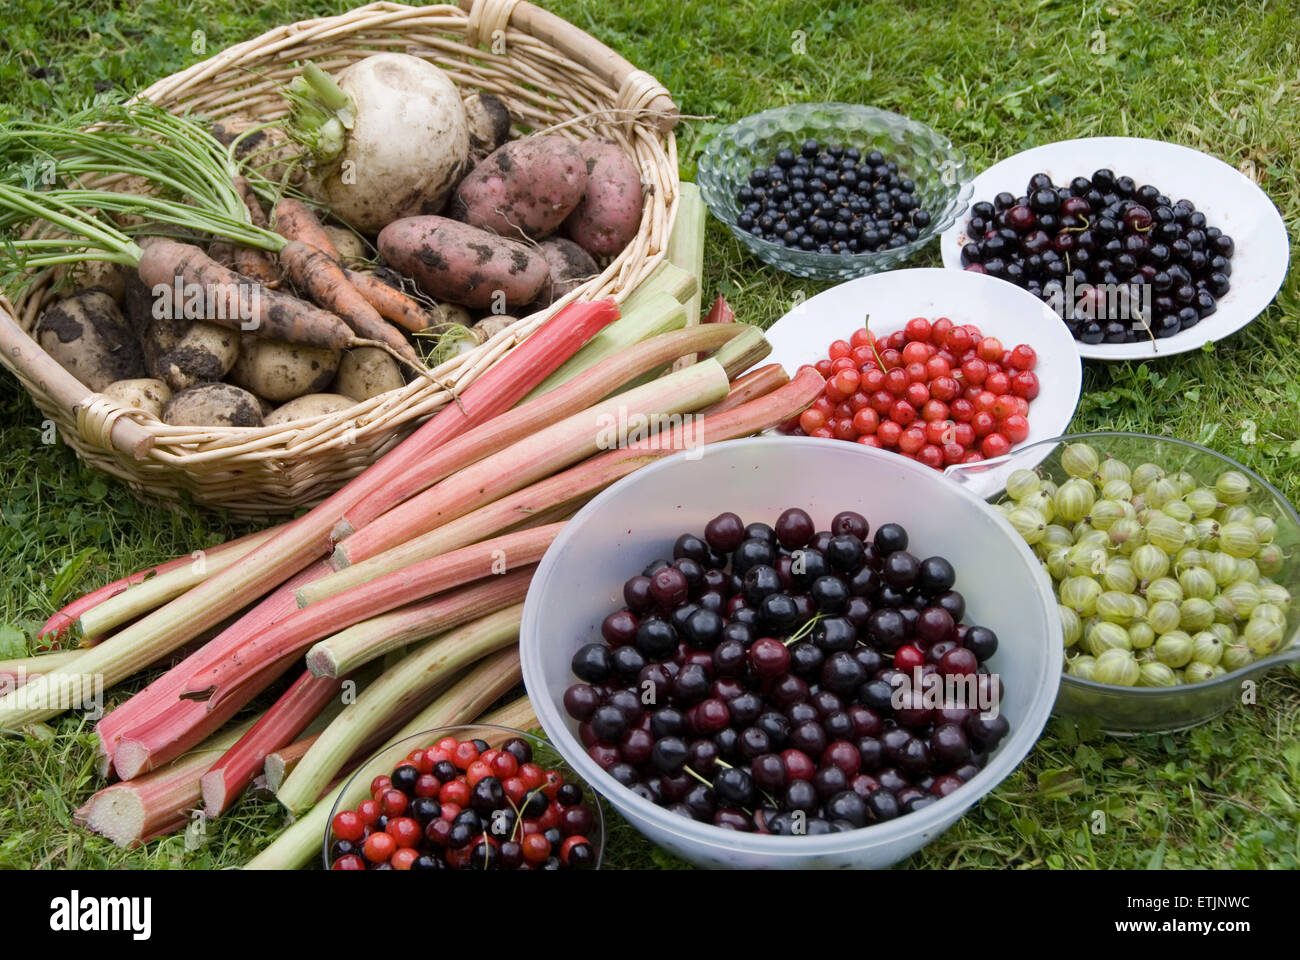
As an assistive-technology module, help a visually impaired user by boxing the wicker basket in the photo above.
[0,0,679,518]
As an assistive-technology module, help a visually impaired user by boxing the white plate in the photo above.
[758,267,1082,497]
[938,137,1290,360]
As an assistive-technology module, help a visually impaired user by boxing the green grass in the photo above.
[2,0,1298,869]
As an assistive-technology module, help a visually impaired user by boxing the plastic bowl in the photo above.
[520,436,1063,869]
[322,724,606,869]
[947,431,1300,734]
[697,102,971,281]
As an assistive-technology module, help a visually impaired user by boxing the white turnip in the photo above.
[288,57,471,233]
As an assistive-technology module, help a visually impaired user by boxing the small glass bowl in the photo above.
[323,724,605,869]
[696,102,971,281]
[947,431,1300,734]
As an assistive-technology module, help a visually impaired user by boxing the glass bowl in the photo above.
[696,102,971,281]
[323,724,605,870]
[947,431,1300,734]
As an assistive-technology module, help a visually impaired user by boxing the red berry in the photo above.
[851,345,876,366]
[491,753,519,779]
[519,763,547,790]
[977,337,1003,362]
[799,408,827,433]
[970,411,996,438]
[981,432,1012,458]
[905,361,928,384]
[1008,344,1037,370]
[391,848,419,870]
[992,394,1020,420]
[884,367,910,396]
[386,816,422,848]
[890,400,918,427]
[939,647,979,677]
[871,390,895,414]
[1011,369,1040,400]
[522,832,552,863]
[362,831,396,863]
[862,368,887,392]
[880,348,903,370]
[898,426,926,454]
[852,407,880,435]
[894,644,925,671]
[439,779,470,806]
[930,317,954,346]
[831,356,856,373]
[379,788,408,818]
[946,327,973,354]
[815,358,834,378]
[559,835,590,865]
[887,330,907,350]
[504,776,528,805]
[876,420,902,447]
[925,355,951,380]
[924,419,952,445]
[857,434,883,448]
[355,799,380,826]
[953,422,976,448]
[828,339,852,360]
[332,810,365,843]
[905,317,932,341]
[904,381,930,408]
[950,398,974,422]
[942,442,967,465]
[1002,414,1030,444]
[466,759,493,787]
[901,340,931,365]
[973,390,998,414]
[850,327,875,348]
[921,400,949,423]
[960,357,987,385]
[985,370,1011,395]
[332,854,366,870]
[452,740,480,770]
[832,417,857,441]
[370,775,391,797]
[917,444,945,470]
[782,748,816,782]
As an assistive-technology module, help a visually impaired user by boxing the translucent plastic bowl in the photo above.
[323,724,606,870]
[947,431,1300,734]
[696,102,971,281]
[520,436,1062,869]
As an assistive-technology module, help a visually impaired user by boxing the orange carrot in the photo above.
[137,239,356,350]
[278,240,417,363]
[273,198,341,261]
[232,177,281,286]
[344,269,435,333]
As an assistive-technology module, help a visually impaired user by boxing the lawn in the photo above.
[1,0,1297,869]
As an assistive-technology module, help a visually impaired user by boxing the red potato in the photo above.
[450,135,587,240]
[564,138,644,257]
[377,216,549,309]
[534,237,600,306]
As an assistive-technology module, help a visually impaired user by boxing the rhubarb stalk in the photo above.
[698,363,790,416]
[304,566,533,677]
[334,360,731,567]
[200,670,344,818]
[183,526,562,708]
[277,605,522,814]
[314,367,828,600]
[76,720,255,847]
[0,300,616,728]
[335,324,746,537]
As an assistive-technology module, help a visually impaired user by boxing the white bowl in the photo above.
[759,267,1082,498]
[939,137,1290,360]
[520,436,1063,869]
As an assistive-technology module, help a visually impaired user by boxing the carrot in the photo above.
[272,197,341,261]
[137,239,356,350]
[231,177,281,286]
[344,268,436,333]
[278,239,417,363]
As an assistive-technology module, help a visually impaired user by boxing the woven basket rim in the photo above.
[0,0,680,516]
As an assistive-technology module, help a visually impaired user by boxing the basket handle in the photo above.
[459,0,679,133]
[0,302,156,460]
